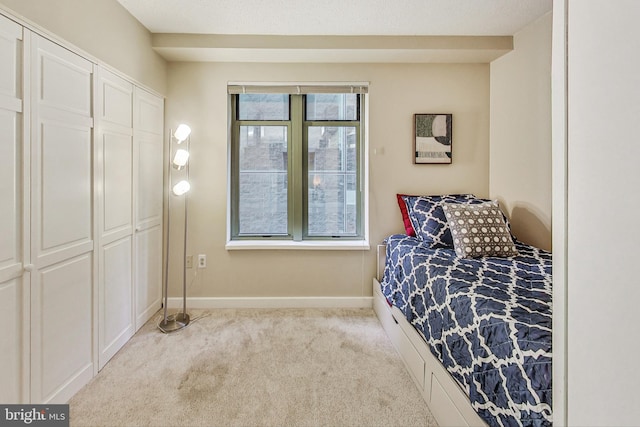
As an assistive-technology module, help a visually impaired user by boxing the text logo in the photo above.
[0,405,68,427]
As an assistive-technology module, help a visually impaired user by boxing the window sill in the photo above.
[225,240,370,251]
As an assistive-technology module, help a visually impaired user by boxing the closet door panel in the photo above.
[0,14,25,404]
[103,131,133,236]
[0,109,20,271]
[39,121,92,253]
[135,91,163,134]
[0,105,22,404]
[102,75,132,128]
[39,49,91,117]
[99,236,133,367]
[136,133,163,228]
[0,15,21,102]
[135,225,162,328]
[0,278,22,403]
[35,255,93,403]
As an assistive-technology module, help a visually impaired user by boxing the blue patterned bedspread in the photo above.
[381,234,552,427]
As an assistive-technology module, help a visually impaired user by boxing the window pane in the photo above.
[307,126,357,236]
[238,125,288,235]
[306,94,358,121]
[238,94,289,120]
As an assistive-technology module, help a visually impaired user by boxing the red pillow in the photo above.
[396,194,415,236]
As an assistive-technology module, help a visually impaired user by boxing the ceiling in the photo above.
[117,0,551,36]
[116,0,552,63]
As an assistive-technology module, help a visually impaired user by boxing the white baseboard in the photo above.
[166,296,373,309]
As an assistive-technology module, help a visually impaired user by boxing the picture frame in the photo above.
[414,113,452,164]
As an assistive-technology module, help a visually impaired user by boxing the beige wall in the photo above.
[0,0,166,94]
[489,12,552,251]
[166,61,490,298]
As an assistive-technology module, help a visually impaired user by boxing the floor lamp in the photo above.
[159,124,191,333]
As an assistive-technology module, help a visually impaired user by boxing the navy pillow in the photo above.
[402,194,511,248]
[401,194,475,247]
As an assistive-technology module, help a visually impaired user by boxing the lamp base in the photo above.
[158,312,190,333]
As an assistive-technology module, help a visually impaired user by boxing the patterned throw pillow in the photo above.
[401,194,484,247]
[442,201,518,258]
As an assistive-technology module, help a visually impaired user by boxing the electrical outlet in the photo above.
[197,254,206,269]
[186,255,193,269]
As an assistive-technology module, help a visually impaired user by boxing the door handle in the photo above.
[24,264,35,272]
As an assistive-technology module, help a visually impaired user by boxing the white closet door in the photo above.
[30,34,94,403]
[96,67,134,369]
[133,87,164,330]
[134,225,163,329]
[0,14,26,404]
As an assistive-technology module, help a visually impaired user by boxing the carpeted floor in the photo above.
[69,308,437,427]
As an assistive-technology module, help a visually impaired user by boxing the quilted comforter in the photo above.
[381,234,552,427]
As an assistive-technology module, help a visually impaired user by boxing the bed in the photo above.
[373,194,552,427]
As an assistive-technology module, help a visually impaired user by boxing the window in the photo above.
[228,84,367,246]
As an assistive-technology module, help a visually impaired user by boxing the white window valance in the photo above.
[227,82,369,95]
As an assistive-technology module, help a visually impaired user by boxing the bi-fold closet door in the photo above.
[95,68,164,369]
[0,10,164,403]
[0,14,27,405]
[29,32,95,404]
[132,88,164,331]
[96,68,135,369]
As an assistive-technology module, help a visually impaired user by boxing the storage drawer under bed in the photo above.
[372,284,425,390]
[373,278,487,427]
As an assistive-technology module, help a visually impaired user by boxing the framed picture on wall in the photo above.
[414,113,452,164]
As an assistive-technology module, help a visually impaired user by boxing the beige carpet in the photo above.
[69,308,437,427]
